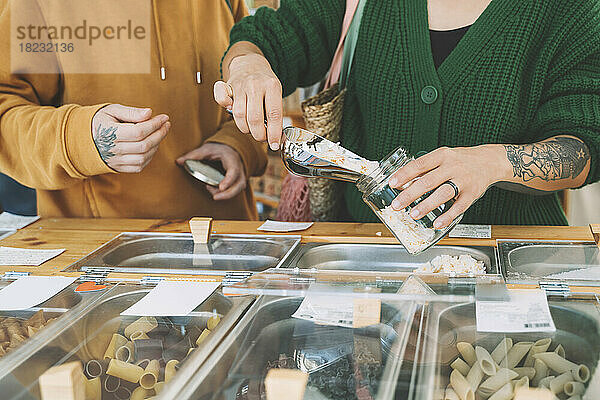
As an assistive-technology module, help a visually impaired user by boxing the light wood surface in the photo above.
[0,219,595,281]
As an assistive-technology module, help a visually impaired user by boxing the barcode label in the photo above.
[524,323,551,328]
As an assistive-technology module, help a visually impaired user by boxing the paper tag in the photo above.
[476,289,556,333]
[257,220,313,232]
[0,276,77,310]
[0,246,65,266]
[121,280,220,316]
[352,298,381,328]
[0,212,40,230]
[449,224,492,239]
[292,293,354,328]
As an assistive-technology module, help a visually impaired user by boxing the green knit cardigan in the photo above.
[229,0,600,225]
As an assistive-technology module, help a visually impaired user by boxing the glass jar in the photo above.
[356,147,463,254]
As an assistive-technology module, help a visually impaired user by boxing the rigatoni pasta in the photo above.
[451,358,471,376]
[106,359,144,383]
[457,342,477,366]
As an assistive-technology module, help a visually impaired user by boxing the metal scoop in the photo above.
[281,126,379,183]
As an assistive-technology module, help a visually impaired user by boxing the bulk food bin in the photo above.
[0,281,253,400]
[63,232,301,285]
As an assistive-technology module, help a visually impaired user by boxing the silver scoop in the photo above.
[281,126,379,183]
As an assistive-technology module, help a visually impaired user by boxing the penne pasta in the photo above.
[466,362,484,391]
[124,317,158,340]
[538,376,555,389]
[103,374,121,393]
[513,367,536,380]
[564,381,585,396]
[512,376,529,392]
[104,333,128,360]
[488,382,513,400]
[131,386,156,400]
[524,338,551,367]
[451,358,471,377]
[106,359,145,383]
[140,359,160,389]
[115,341,135,363]
[444,386,460,400]
[85,376,102,400]
[450,369,474,400]
[549,371,572,394]
[532,352,589,383]
[554,344,565,358]
[532,359,549,387]
[165,359,179,383]
[500,342,532,369]
[475,346,497,376]
[196,328,211,346]
[491,338,513,364]
[479,368,518,397]
[457,342,477,367]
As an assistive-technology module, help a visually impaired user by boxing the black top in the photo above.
[430,25,471,69]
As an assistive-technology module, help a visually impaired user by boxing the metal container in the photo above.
[287,243,497,274]
[163,296,418,400]
[498,240,600,286]
[415,301,600,399]
[0,284,253,400]
[63,232,300,278]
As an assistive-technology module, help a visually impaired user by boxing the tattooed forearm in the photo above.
[94,124,117,162]
[504,137,590,182]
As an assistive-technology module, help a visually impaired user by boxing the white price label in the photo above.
[476,289,556,333]
[449,224,491,239]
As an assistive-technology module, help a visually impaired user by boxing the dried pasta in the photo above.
[115,341,135,363]
[488,382,513,400]
[451,358,471,377]
[513,367,536,380]
[165,359,178,383]
[491,338,513,364]
[123,316,158,339]
[106,359,144,383]
[466,362,484,391]
[554,344,565,358]
[564,381,585,396]
[475,346,497,376]
[478,368,518,397]
[500,342,532,369]
[532,353,590,383]
[457,342,477,366]
[131,386,155,400]
[524,338,551,367]
[512,376,529,392]
[85,376,102,400]
[103,333,128,359]
[444,386,460,400]
[103,375,120,393]
[196,328,211,346]
[532,359,549,387]
[207,314,221,330]
[450,369,474,400]
[139,359,160,389]
[154,381,165,394]
[549,371,572,394]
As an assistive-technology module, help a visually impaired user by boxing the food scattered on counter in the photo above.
[38,313,221,399]
[0,310,56,357]
[446,338,590,400]
[415,254,485,275]
[378,205,436,254]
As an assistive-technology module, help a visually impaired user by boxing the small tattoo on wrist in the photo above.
[94,123,117,162]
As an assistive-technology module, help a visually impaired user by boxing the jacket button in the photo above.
[421,86,438,104]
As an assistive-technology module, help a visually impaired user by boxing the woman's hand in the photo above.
[214,43,283,151]
[389,145,509,229]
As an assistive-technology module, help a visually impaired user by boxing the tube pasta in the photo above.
[488,382,513,400]
[131,331,151,341]
[500,342,532,369]
[114,386,132,400]
[538,376,555,389]
[524,338,551,367]
[196,328,211,346]
[532,359,549,387]
[512,376,529,392]
[103,375,120,393]
[207,314,221,330]
[512,367,535,380]
[554,344,565,358]
[451,358,471,377]
[85,359,108,378]
[444,387,460,400]
[532,352,589,383]
[85,376,102,400]
[104,333,128,359]
[479,368,519,395]
[140,359,160,389]
[491,338,513,364]
[457,342,477,366]
[115,341,135,363]
[450,370,474,400]
[131,386,155,400]
[564,381,585,396]
[154,381,165,394]
[549,371,572,394]
[466,362,484,391]
[475,346,497,376]
[124,317,158,339]
[165,360,179,383]
[106,359,144,383]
